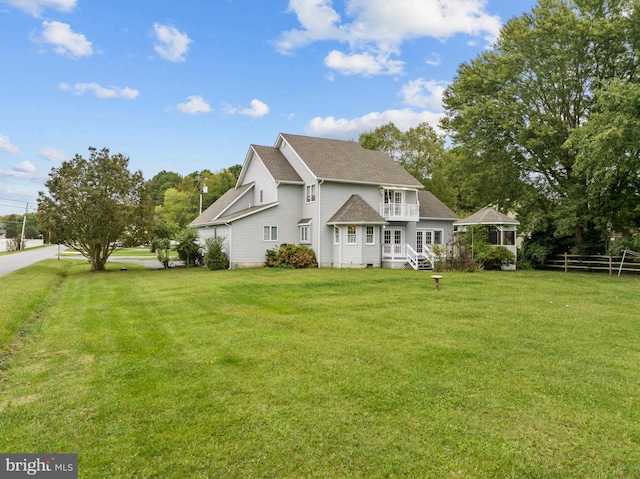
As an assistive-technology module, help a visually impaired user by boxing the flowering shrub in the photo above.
[265,244,317,268]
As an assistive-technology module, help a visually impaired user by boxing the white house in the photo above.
[191,133,458,269]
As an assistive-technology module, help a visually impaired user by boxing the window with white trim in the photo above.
[334,227,340,245]
[305,184,316,202]
[366,226,375,245]
[300,225,310,243]
[263,226,278,241]
[347,226,357,244]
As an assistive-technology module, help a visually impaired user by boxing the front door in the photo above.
[383,227,404,259]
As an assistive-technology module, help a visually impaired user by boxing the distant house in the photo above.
[191,133,458,269]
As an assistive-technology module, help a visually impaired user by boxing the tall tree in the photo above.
[37,147,154,271]
[568,80,640,237]
[359,122,455,205]
[148,170,182,206]
[442,0,639,253]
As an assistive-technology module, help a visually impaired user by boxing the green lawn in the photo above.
[1,261,639,478]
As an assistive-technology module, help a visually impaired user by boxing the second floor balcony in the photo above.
[379,202,419,222]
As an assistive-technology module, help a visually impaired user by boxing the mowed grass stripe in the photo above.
[1,262,639,477]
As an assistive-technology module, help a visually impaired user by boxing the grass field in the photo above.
[1,261,639,478]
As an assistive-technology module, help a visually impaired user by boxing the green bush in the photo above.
[266,244,317,268]
[476,246,515,270]
[154,237,172,269]
[204,236,229,270]
[174,227,202,267]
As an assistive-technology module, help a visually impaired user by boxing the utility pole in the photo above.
[199,178,208,215]
[20,202,27,250]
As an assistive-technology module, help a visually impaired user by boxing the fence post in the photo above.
[609,256,612,276]
[564,252,568,273]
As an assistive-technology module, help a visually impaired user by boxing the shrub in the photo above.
[154,237,172,269]
[174,227,202,267]
[204,236,229,270]
[265,244,317,268]
[476,246,515,270]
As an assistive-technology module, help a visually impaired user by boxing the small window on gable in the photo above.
[347,226,357,245]
[366,226,375,245]
[259,189,264,203]
[263,226,278,241]
[306,184,316,202]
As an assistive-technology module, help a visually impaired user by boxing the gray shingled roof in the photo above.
[280,133,423,187]
[251,145,303,183]
[327,195,387,225]
[455,206,520,226]
[190,182,254,226]
[418,190,459,220]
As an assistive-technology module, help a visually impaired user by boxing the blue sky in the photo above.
[0,0,537,216]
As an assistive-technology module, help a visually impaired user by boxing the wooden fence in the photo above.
[543,252,640,275]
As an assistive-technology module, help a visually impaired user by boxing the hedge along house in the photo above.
[454,206,520,270]
[191,133,458,269]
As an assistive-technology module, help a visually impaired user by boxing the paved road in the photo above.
[0,247,183,277]
[0,245,67,278]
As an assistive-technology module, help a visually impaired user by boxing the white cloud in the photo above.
[399,78,448,110]
[14,160,36,173]
[224,99,270,118]
[425,53,441,67]
[277,0,502,76]
[1,0,76,16]
[240,99,270,118]
[39,147,67,162]
[305,108,444,140]
[59,82,139,99]
[0,134,20,155]
[275,0,346,54]
[38,20,92,58]
[153,23,192,62]
[176,96,211,115]
[324,49,403,76]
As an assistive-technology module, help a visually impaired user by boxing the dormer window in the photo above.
[306,184,316,203]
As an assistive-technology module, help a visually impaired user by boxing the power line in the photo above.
[0,197,30,204]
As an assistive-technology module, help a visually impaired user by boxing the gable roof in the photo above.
[455,206,520,226]
[418,190,459,220]
[190,182,254,226]
[251,145,303,183]
[278,133,423,188]
[327,194,387,225]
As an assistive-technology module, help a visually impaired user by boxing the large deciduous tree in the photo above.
[359,122,455,206]
[37,147,154,271]
[442,0,639,254]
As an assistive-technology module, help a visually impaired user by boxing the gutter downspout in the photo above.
[317,179,324,267]
[225,221,232,270]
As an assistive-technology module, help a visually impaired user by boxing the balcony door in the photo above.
[384,190,404,217]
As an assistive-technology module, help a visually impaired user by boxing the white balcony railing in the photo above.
[379,203,419,221]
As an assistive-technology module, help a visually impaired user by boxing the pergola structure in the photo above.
[454,206,520,270]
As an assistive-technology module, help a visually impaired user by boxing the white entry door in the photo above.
[383,227,404,259]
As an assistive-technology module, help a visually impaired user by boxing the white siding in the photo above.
[243,150,278,205]
[415,219,457,249]
[226,184,303,268]
[317,182,383,267]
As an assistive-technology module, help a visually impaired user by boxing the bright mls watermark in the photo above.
[1,454,77,478]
